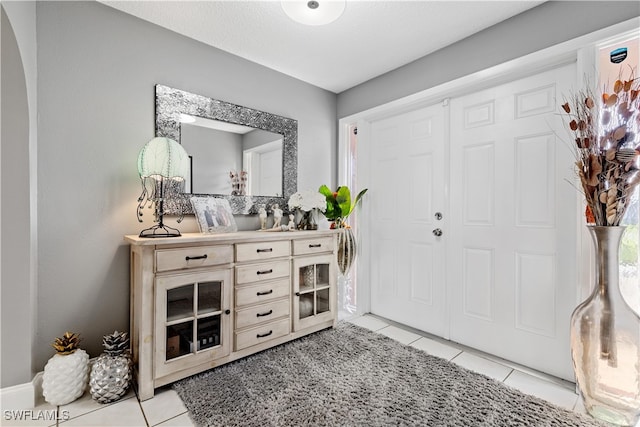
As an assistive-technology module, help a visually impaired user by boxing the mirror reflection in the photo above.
[181,116,283,197]
[155,84,297,215]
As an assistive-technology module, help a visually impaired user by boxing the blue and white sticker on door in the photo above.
[598,35,639,88]
[610,47,628,64]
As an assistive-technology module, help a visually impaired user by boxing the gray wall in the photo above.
[33,1,336,373]
[1,3,37,388]
[243,129,282,151]
[337,1,640,118]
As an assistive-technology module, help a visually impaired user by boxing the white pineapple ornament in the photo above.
[42,332,89,405]
[89,331,131,403]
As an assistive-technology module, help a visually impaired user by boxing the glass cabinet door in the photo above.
[196,282,222,350]
[156,269,231,378]
[293,255,335,331]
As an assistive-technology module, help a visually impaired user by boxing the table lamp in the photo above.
[136,137,189,238]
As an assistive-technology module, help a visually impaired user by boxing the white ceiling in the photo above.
[101,0,545,93]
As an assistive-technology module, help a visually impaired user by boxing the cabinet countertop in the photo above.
[124,229,337,246]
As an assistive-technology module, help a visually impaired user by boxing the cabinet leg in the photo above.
[137,382,154,401]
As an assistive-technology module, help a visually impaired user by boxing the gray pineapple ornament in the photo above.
[89,331,131,403]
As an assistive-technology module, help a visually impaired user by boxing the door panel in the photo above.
[257,149,281,196]
[369,104,447,337]
[449,63,577,380]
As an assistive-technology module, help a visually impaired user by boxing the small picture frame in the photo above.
[191,196,237,234]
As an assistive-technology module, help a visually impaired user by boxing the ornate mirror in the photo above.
[155,84,297,214]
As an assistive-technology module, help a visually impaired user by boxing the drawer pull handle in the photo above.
[257,330,273,338]
[309,244,322,248]
[257,248,273,253]
[257,310,273,317]
[257,269,273,275]
[257,289,273,296]
[185,254,208,261]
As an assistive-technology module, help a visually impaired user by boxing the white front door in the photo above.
[369,104,448,337]
[448,62,578,380]
[365,62,578,380]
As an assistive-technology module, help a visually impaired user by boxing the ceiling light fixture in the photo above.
[281,0,346,26]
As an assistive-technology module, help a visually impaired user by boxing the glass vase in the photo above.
[295,209,318,230]
[333,220,356,275]
[570,226,640,426]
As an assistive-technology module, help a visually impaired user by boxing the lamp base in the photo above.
[139,224,181,238]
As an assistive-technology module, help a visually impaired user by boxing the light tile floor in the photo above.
[4,314,618,426]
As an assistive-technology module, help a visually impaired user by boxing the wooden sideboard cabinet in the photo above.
[125,230,337,400]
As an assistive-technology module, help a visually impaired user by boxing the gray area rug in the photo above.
[173,322,604,427]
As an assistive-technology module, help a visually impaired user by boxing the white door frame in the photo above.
[338,18,640,316]
[243,138,283,196]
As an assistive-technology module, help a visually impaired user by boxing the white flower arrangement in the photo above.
[287,190,326,212]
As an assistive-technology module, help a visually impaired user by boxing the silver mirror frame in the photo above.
[155,84,297,215]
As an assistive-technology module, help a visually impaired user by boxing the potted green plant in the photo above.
[319,185,367,274]
[318,185,367,229]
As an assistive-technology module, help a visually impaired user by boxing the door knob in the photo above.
[432,228,443,237]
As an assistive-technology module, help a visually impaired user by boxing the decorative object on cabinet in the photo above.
[319,185,368,274]
[271,204,283,229]
[89,331,132,404]
[191,196,237,234]
[42,332,89,406]
[155,84,297,215]
[125,230,337,400]
[287,189,326,230]
[335,226,357,275]
[560,78,640,426]
[137,137,190,238]
[258,205,267,230]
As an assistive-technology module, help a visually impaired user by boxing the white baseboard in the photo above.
[0,373,42,410]
[2,358,101,410]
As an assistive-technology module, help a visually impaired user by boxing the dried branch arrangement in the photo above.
[561,75,640,225]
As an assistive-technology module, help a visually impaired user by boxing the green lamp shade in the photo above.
[137,137,189,179]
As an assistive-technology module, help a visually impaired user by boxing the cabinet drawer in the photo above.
[293,237,334,256]
[156,246,233,272]
[235,279,290,307]
[236,260,290,285]
[236,241,290,262]
[235,298,290,330]
[235,318,290,351]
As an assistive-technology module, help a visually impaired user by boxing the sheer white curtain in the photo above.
[597,34,640,314]
[338,124,360,317]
